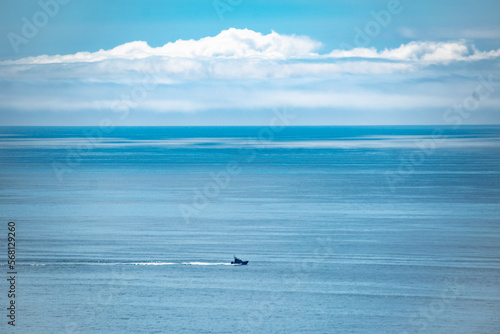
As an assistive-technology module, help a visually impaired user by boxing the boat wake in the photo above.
[133,262,235,266]
[15,261,239,266]
[181,262,235,266]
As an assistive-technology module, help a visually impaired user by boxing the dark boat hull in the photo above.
[231,260,248,265]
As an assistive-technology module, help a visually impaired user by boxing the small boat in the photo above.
[231,256,248,265]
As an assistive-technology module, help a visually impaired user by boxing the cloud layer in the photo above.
[327,41,500,64]
[0,28,499,120]
[2,28,322,64]
[2,28,499,80]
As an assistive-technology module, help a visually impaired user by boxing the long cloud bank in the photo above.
[1,28,499,81]
[0,28,499,117]
[3,28,500,64]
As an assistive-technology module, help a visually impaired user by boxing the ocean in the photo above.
[0,126,499,333]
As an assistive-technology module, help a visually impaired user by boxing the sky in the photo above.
[0,0,499,125]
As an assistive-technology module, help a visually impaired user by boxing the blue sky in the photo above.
[0,0,499,125]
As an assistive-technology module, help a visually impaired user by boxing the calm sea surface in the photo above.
[0,126,499,333]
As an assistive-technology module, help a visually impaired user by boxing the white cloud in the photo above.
[327,40,500,64]
[1,29,498,80]
[1,28,322,65]
[3,84,490,113]
[0,57,418,83]
[1,28,499,117]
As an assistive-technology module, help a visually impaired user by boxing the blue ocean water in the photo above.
[0,126,499,334]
